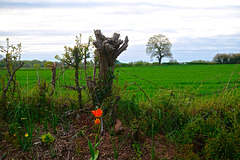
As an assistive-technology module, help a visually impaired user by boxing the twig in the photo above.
[37,69,40,84]
[0,153,7,160]
[65,108,88,117]
[2,61,24,99]
[126,82,150,100]
[65,85,85,91]
[55,67,68,81]
[101,115,104,136]
[226,63,238,89]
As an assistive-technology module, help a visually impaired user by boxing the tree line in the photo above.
[212,53,240,64]
[0,58,46,68]
[0,54,239,69]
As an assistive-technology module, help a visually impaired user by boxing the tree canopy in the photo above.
[146,34,172,64]
[213,53,240,64]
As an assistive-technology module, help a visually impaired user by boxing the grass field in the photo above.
[12,64,240,98]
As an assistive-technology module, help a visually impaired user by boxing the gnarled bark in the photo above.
[90,30,129,104]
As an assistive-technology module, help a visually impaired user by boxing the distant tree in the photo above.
[213,54,223,63]
[169,59,178,63]
[229,53,240,64]
[23,61,32,68]
[0,59,4,68]
[146,34,172,64]
[33,64,40,69]
[0,54,4,67]
[212,53,240,64]
[167,59,179,65]
[222,54,229,64]
[44,61,54,68]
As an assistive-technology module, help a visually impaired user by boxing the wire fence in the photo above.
[115,66,240,98]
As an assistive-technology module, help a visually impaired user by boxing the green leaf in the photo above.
[82,131,95,158]
[94,150,99,160]
[90,150,99,160]
[88,139,95,158]
[94,137,102,150]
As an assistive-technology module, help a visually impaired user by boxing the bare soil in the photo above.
[0,115,177,160]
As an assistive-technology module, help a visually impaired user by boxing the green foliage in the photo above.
[0,39,24,122]
[81,131,102,160]
[116,85,240,159]
[108,127,130,160]
[169,91,240,159]
[44,61,54,68]
[146,34,172,64]
[132,142,142,159]
[33,63,41,69]
[0,59,5,68]
[0,38,22,68]
[213,53,240,64]
[5,103,35,152]
[186,60,215,65]
[23,60,46,68]
[41,133,55,145]
[55,34,93,67]
[127,61,151,66]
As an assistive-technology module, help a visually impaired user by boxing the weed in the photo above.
[41,133,55,145]
[132,142,142,159]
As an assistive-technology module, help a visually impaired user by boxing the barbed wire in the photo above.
[115,66,240,97]
[1,65,239,99]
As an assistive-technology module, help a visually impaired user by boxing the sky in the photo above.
[0,0,240,63]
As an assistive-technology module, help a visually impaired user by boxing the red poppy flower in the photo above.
[92,109,103,117]
[95,118,100,124]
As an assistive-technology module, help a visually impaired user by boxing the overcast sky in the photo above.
[1,0,240,63]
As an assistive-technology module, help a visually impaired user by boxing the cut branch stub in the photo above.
[93,30,128,78]
[93,30,128,61]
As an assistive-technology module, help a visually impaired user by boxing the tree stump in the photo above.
[92,30,129,104]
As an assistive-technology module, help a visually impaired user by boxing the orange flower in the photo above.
[95,118,100,124]
[92,108,103,117]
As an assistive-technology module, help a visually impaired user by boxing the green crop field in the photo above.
[115,64,240,96]
[10,64,240,98]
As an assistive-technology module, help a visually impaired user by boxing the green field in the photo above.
[12,64,240,98]
[116,64,240,96]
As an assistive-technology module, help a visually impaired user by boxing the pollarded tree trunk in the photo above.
[92,30,128,104]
